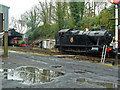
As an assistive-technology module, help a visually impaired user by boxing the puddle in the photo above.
[74,70,85,73]
[1,66,64,85]
[76,78,117,88]
[117,85,120,88]
[1,62,11,65]
[51,65,62,68]
[0,62,4,65]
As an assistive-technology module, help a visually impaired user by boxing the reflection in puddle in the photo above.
[74,70,85,73]
[77,78,117,88]
[2,66,64,85]
[51,66,62,68]
[1,62,11,65]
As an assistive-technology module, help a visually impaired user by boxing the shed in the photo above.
[8,29,23,37]
[0,4,9,31]
[8,29,24,46]
[39,39,55,49]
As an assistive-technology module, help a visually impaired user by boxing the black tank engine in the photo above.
[55,28,113,53]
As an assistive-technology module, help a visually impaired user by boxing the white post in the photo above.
[115,4,118,49]
[115,4,118,65]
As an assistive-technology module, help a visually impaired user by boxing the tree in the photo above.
[84,2,108,17]
[9,17,17,29]
[79,2,85,20]
[56,2,64,30]
[70,2,81,23]
[69,2,85,29]
[99,5,115,33]
[9,0,114,42]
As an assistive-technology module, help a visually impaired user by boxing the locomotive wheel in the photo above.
[112,62,115,65]
[106,51,114,58]
[106,53,111,58]
[58,47,68,54]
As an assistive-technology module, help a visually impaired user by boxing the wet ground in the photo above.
[1,66,64,85]
[1,50,120,88]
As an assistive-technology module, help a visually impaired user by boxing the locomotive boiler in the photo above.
[55,28,113,53]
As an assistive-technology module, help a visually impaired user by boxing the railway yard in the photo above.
[1,28,120,88]
[1,46,120,88]
[9,47,120,64]
[1,1,120,89]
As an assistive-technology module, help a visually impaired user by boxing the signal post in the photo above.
[108,0,119,65]
[115,4,118,65]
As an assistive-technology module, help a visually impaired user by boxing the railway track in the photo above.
[9,47,119,65]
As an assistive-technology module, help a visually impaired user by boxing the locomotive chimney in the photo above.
[101,25,105,31]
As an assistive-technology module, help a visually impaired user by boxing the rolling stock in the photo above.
[55,28,117,56]
[8,29,27,47]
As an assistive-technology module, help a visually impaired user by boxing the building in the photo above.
[0,4,9,31]
[0,4,9,46]
[8,29,23,37]
[8,29,23,46]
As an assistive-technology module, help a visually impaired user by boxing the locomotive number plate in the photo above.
[70,37,73,43]
[91,47,98,51]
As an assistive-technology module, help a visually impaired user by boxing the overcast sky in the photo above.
[0,0,41,19]
[0,0,110,19]
[0,0,111,32]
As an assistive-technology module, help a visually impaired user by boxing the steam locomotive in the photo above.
[55,28,118,56]
[12,37,27,46]
[8,29,27,47]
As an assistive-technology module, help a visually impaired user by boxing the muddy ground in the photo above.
[1,48,120,88]
[9,47,117,64]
